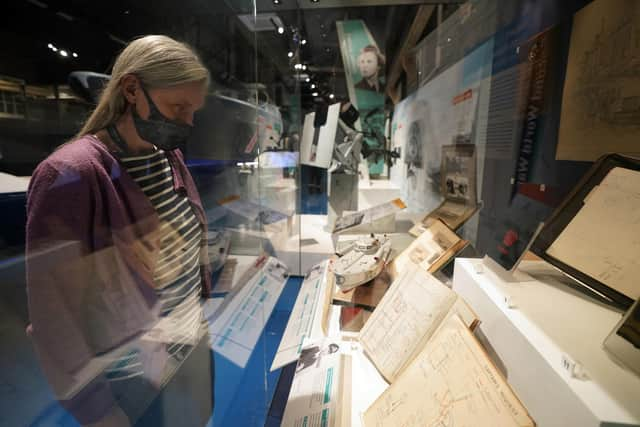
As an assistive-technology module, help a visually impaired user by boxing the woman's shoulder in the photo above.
[35,135,114,178]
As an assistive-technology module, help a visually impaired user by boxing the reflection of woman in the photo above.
[26,36,213,427]
[354,45,386,94]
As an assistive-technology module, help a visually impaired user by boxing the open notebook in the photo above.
[363,314,535,427]
[359,264,477,383]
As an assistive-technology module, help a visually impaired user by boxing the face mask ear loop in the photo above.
[139,85,164,119]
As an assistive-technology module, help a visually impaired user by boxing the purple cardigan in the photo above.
[25,135,211,423]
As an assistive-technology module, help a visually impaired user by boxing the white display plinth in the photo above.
[357,179,401,210]
[452,258,640,427]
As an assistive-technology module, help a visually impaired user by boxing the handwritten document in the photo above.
[363,315,534,427]
[359,265,474,383]
[547,167,640,300]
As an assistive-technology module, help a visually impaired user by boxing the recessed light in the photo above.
[305,77,310,82]
[312,92,319,96]
[273,0,281,4]
[288,51,294,58]
[311,84,316,89]
[329,93,334,99]
[60,50,68,57]
[47,43,53,49]
[72,52,78,58]
[301,39,307,45]
[277,26,285,34]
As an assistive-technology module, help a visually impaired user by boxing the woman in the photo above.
[26,35,213,427]
[354,44,386,94]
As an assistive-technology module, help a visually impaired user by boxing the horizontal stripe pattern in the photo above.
[106,148,204,381]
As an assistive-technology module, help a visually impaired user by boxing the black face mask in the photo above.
[131,86,192,151]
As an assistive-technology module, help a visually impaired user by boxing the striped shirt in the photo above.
[105,148,205,382]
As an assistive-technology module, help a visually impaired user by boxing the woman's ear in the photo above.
[120,74,139,104]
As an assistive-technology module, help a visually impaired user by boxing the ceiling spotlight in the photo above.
[59,50,68,57]
[305,77,310,82]
[301,64,307,70]
[273,0,281,4]
[47,43,53,49]
[277,26,285,34]
[329,93,335,99]
[312,92,319,97]
[72,52,78,58]
[301,39,307,45]
[287,51,294,58]
[51,46,58,52]
[310,84,316,89]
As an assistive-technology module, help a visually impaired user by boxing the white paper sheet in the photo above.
[271,261,331,371]
[207,257,289,367]
[547,167,640,300]
[359,265,457,382]
[282,339,351,427]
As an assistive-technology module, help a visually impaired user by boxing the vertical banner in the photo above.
[510,26,560,202]
[336,20,386,176]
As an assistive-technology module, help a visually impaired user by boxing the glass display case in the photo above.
[1,0,639,426]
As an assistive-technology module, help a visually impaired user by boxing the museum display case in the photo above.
[1,0,639,426]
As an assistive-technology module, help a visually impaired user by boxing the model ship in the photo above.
[333,234,392,291]
[207,229,232,272]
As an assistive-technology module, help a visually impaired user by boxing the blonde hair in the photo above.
[74,35,209,139]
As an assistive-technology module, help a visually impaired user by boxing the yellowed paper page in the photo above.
[363,315,534,427]
[547,167,640,300]
[359,265,457,383]
[556,0,640,161]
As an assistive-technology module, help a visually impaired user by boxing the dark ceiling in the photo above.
[4,0,460,108]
